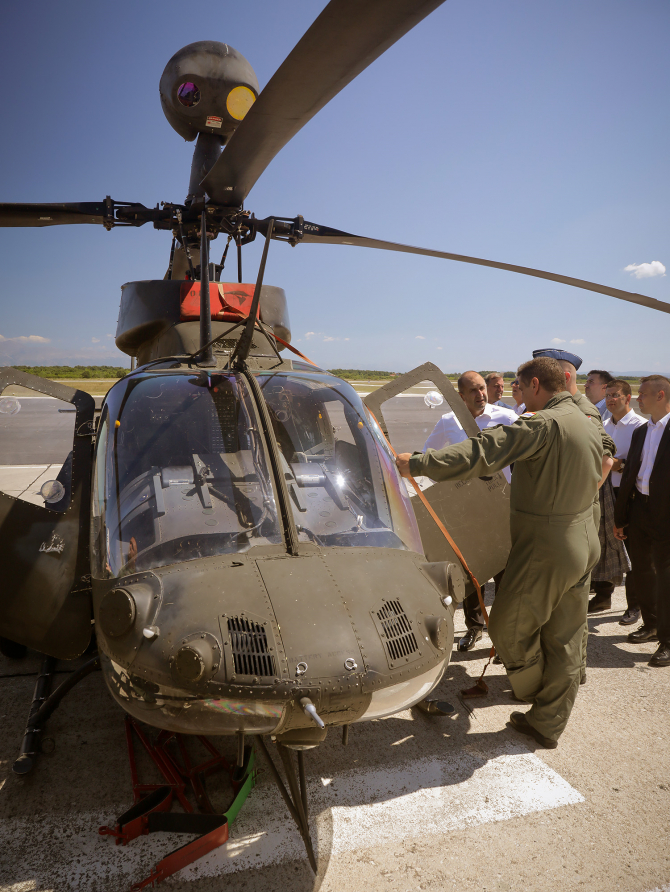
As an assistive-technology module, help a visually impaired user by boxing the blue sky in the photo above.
[0,0,668,373]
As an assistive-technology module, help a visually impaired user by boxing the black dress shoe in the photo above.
[587,596,611,613]
[627,625,658,643]
[416,698,456,715]
[619,608,641,626]
[649,644,670,667]
[508,711,558,749]
[458,629,482,651]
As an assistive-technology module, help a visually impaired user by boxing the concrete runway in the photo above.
[0,382,643,466]
[366,390,459,455]
[0,396,75,465]
[0,584,668,892]
[0,390,452,490]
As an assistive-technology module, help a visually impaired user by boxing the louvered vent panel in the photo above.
[227,616,276,677]
[376,600,419,662]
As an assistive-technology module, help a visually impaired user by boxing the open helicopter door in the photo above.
[363,362,511,589]
[0,368,95,658]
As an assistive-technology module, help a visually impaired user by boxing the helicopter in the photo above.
[1,0,669,883]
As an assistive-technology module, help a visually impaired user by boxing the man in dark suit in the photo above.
[614,375,670,668]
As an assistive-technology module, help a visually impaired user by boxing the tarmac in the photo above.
[0,584,668,892]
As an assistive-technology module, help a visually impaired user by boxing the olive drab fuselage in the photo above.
[90,362,456,744]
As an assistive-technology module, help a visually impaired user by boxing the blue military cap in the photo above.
[532,347,583,370]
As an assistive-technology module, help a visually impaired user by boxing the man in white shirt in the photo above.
[423,372,518,476]
[485,372,513,409]
[596,379,646,624]
[604,379,647,486]
[423,370,517,651]
[614,375,670,668]
[585,369,614,419]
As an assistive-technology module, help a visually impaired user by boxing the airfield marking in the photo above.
[0,744,583,888]
[0,464,64,505]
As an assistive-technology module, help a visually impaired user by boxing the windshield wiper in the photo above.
[192,454,213,509]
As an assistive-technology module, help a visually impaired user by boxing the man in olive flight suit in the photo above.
[396,357,608,749]
[532,347,616,684]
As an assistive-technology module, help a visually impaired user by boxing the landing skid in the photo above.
[13,653,100,775]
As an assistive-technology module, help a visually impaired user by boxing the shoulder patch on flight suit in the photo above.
[520,412,536,418]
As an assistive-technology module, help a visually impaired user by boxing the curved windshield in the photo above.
[256,371,422,552]
[91,372,282,578]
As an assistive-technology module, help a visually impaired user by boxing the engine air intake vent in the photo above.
[227,616,276,677]
[374,599,419,667]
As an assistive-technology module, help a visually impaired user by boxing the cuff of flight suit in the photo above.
[408,452,427,478]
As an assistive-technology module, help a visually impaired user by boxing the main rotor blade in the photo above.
[0,202,106,227]
[201,0,447,206]
[298,223,670,315]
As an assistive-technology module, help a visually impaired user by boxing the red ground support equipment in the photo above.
[99,716,256,890]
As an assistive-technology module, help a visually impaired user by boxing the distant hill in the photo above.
[328,369,398,380]
[612,371,670,377]
[12,365,129,379]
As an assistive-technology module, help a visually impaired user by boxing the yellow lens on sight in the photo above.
[226,85,256,121]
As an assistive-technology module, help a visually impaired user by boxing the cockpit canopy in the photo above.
[91,369,421,578]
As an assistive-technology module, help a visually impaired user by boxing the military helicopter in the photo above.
[1,0,669,883]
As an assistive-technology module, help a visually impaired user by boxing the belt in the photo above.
[510,504,594,524]
[634,489,650,503]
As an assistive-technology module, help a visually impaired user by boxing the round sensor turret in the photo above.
[160,41,259,143]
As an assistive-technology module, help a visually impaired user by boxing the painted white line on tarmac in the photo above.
[0,744,583,889]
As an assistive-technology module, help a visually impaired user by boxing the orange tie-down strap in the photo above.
[364,410,489,627]
[216,308,320,366]
[273,332,319,366]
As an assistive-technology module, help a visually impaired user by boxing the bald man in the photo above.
[422,370,517,651]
